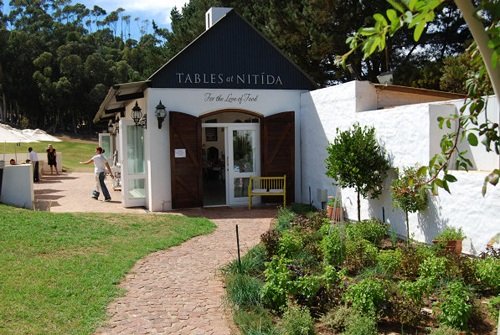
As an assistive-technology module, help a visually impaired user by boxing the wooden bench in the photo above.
[248,175,286,209]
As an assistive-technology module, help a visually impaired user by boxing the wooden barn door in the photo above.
[170,112,202,209]
[261,112,295,205]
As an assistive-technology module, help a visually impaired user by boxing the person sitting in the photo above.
[9,159,16,165]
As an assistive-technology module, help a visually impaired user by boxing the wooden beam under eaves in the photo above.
[115,91,144,101]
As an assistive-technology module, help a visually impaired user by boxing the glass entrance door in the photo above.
[119,119,146,207]
[226,124,259,205]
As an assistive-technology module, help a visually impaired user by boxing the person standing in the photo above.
[28,147,40,182]
[79,147,114,202]
[46,144,59,175]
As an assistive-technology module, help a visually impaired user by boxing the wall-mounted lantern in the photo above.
[132,101,147,128]
[155,100,167,129]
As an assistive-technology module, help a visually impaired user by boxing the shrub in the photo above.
[399,278,433,303]
[344,238,378,274]
[436,280,473,330]
[391,165,429,242]
[293,265,341,309]
[290,203,316,215]
[320,305,352,332]
[321,305,377,335]
[427,326,462,335]
[343,312,378,335]
[261,229,280,259]
[294,211,326,231]
[474,256,500,294]
[320,225,346,267]
[233,305,279,335]
[280,303,315,335]
[487,295,500,322]
[387,282,423,326]
[343,278,387,315]
[435,227,466,241]
[224,244,267,277]
[399,244,425,279]
[346,219,388,245]
[226,273,263,308]
[419,256,449,285]
[261,256,293,311]
[376,249,403,276]
[276,207,295,231]
[278,230,304,258]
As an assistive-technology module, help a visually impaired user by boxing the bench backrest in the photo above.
[249,175,286,191]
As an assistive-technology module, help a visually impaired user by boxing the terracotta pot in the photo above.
[326,205,332,218]
[433,239,463,255]
[446,240,463,255]
[326,206,342,221]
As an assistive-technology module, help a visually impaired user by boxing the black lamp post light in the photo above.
[155,100,167,129]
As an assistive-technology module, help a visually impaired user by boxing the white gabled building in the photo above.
[301,81,499,255]
[94,8,499,255]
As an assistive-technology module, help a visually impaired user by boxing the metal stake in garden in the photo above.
[236,224,241,272]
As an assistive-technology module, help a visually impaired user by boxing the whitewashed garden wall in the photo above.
[300,80,500,255]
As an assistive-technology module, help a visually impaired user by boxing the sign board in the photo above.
[174,149,186,158]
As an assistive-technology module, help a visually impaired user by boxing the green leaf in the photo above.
[387,0,406,13]
[387,9,399,24]
[446,119,451,129]
[373,13,388,26]
[413,20,426,41]
[359,27,377,36]
[417,166,428,177]
[467,133,478,146]
[408,0,417,11]
[431,181,439,195]
[444,174,457,183]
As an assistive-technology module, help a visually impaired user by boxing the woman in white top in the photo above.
[80,147,114,201]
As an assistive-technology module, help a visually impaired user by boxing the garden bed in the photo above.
[223,205,499,335]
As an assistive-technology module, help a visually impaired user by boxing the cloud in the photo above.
[81,0,188,24]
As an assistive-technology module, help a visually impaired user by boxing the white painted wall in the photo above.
[0,164,34,209]
[301,81,499,254]
[141,88,304,211]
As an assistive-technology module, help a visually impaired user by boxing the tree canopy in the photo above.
[0,0,475,133]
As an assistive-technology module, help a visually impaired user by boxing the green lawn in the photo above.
[0,204,216,335]
[2,140,97,172]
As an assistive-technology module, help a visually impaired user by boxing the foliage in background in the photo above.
[0,0,474,133]
[325,123,391,221]
[0,204,215,335]
[335,0,500,196]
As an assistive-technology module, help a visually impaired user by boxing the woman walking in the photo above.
[80,147,114,202]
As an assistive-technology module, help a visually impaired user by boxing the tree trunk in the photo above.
[454,0,500,104]
[405,211,410,244]
[357,190,361,221]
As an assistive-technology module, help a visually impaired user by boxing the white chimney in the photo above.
[205,7,232,30]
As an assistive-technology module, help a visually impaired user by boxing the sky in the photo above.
[77,0,189,38]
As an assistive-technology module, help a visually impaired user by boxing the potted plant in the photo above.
[433,227,466,255]
[326,196,342,221]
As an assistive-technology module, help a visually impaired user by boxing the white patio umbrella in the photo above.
[0,124,38,163]
[21,128,62,142]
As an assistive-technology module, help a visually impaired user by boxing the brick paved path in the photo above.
[94,208,275,335]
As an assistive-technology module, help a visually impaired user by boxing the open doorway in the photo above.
[201,111,260,207]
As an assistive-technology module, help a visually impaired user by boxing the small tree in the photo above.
[325,123,391,221]
[391,166,428,243]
